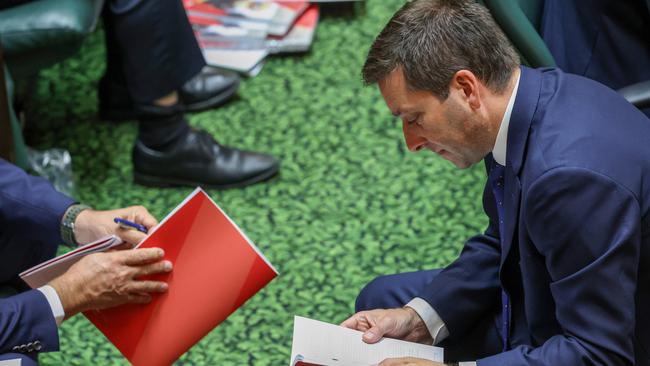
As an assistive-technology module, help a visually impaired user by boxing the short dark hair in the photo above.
[362,0,520,99]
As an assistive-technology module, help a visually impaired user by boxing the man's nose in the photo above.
[402,121,427,151]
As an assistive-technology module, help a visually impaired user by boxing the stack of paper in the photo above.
[269,2,310,36]
[20,236,123,288]
[290,316,444,366]
[267,5,319,54]
[184,0,320,75]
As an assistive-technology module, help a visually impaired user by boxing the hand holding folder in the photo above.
[48,247,173,317]
[21,188,278,365]
[87,188,278,366]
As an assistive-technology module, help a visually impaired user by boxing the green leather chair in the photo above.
[0,0,105,168]
[0,63,22,165]
[482,0,650,109]
[480,0,555,68]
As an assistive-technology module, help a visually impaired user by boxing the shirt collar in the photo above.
[492,72,520,166]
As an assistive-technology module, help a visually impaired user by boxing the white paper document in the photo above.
[20,235,123,288]
[290,316,444,366]
[202,48,268,76]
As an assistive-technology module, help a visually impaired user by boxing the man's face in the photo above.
[378,68,493,169]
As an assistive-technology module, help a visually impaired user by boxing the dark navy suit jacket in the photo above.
[0,159,73,354]
[540,0,650,116]
[418,67,650,365]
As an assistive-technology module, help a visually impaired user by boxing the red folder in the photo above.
[84,188,278,366]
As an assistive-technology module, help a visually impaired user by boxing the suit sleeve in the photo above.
[416,178,503,342]
[0,289,59,354]
[0,159,74,257]
[479,167,640,366]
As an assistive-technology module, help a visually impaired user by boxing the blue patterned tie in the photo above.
[488,160,510,351]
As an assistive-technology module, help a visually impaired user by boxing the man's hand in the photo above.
[378,358,445,366]
[341,308,433,344]
[73,205,158,247]
[49,248,172,319]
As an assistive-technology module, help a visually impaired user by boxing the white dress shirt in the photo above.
[37,285,65,326]
[405,73,520,365]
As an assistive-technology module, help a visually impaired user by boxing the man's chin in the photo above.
[446,157,476,169]
[454,161,473,169]
[434,150,478,169]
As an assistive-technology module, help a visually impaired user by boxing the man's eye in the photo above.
[408,116,421,126]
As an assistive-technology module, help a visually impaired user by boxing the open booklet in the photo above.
[21,187,278,366]
[290,316,444,366]
[20,235,124,288]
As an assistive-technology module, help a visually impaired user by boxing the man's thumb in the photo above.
[362,325,383,344]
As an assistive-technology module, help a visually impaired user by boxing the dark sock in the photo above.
[137,105,190,151]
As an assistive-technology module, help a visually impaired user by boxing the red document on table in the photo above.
[84,188,278,366]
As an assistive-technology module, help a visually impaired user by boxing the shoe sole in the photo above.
[99,80,241,122]
[133,164,279,189]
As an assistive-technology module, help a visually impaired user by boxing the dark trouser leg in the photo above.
[100,0,240,121]
[0,353,39,366]
[355,270,503,363]
[103,0,204,104]
[101,0,202,149]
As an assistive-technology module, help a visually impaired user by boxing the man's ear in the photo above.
[451,69,481,110]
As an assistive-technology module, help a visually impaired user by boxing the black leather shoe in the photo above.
[132,128,279,189]
[98,67,240,122]
[179,66,240,112]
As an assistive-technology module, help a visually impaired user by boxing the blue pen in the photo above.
[114,218,148,234]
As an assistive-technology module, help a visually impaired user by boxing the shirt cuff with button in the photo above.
[37,285,65,326]
[406,298,478,366]
[0,359,21,366]
[405,297,450,345]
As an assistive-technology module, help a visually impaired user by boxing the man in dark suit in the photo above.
[0,158,172,365]
[342,1,650,365]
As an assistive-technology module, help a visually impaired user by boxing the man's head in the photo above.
[363,0,520,168]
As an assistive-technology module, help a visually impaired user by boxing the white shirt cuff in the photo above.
[37,285,65,326]
[459,363,477,366]
[405,297,449,345]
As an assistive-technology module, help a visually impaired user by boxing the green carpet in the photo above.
[28,1,488,364]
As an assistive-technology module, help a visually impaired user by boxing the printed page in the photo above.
[290,316,443,366]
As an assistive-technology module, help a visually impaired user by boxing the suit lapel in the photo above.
[499,66,542,270]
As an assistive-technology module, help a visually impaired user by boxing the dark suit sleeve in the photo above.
[0,289,59,354]
[480,167,640,366]
[0,159,74,252]
[416,180,503,341]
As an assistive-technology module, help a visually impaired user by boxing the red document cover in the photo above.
[84,188,278,366]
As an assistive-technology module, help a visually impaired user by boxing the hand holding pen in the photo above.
[108,207,156,247]
[72,206,157,247]
[114,218,149,234]
[111,217,151,250]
